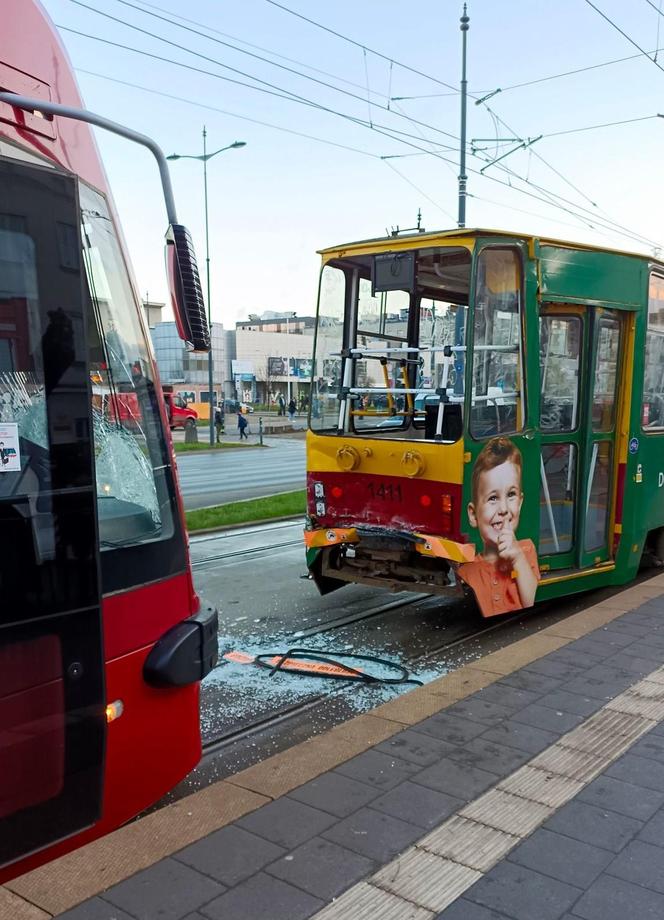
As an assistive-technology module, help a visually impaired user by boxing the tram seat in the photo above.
[424,403,463,441]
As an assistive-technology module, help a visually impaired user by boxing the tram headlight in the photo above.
[316,500,326,516]
[314,481,325,498]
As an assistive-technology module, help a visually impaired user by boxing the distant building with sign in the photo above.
[235,313,316,405]
[150,310,323,410]
[150,321,234,416]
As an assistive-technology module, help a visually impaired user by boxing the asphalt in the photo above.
[4,574,664,920]
[176,436,306,509]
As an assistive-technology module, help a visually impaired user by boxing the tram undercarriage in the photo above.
[316,537,464,597]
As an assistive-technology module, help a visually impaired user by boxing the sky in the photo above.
[40,0,664,327]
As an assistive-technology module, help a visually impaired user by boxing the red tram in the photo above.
[0,0,217,881]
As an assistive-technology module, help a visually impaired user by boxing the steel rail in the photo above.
[191,539,303,567]
[200,601,520,756]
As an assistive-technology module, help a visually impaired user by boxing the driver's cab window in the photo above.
[349,246,470,440]
[353,281,409,432]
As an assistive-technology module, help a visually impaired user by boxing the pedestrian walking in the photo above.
[214,406,224,443]
[288,398,296,422]
[278,393,286,417]
[237,411,249,440]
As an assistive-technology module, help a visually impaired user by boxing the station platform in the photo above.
[4,573,664,920]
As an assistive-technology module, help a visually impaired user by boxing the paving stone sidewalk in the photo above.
[46,591,664,919]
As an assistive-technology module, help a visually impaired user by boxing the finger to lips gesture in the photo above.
[497,519,519,562]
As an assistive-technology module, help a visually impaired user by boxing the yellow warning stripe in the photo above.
[304,527,359,548]
[413,533,476,564]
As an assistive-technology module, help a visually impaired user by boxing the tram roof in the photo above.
[318,227,664,268]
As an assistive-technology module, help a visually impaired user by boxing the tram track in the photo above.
[160,569,664,810]
[191,538,302,567]
[292,592,425,638]
[188,520,664,799]
[199,599,521,762]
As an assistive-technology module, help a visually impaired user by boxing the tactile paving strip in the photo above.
[309,653,664,918]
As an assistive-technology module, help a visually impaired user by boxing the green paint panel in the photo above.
[540,246,645,309]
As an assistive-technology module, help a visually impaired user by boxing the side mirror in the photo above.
[165,224,210,351]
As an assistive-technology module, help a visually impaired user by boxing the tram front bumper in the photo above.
[305,526,472,597]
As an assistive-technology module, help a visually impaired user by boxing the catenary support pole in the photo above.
[458,4,470,227]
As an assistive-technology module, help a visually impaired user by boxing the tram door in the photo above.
[538,306,624,572]
[0,158,105,870]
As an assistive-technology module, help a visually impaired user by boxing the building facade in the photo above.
[151,311,323,411]
[150,321,234,411]
[235,313,316,406]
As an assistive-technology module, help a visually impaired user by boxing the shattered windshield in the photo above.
[80,182,175,550]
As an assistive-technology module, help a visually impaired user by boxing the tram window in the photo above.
[591,316,620,433]
[353,279,409,432]
[80,183,175,551]
[418,298,466,398]
[470,248,524,439]
[357,279,409,337]
[643,274,664,431]
[539,316,581,432]
[311,264,345,431]
[585,441,612,551]
[539,444,577,554]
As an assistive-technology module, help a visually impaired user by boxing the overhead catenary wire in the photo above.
[468,192,615,238]
[69,40,662,251]
[643,0,664,18]
[70,0,658,226]
[58,10,663,250]
[397,45,664,101]
[262,0,460,92]
[107,0,397,100]
[76,68,384,158]
[476,101,605,212]
[67,1,461,142]
[541,113,660,138]
[583,0,664,75]
[75,68,461,219]
[58,25,462,151]
[101,0,398,108]
[471,113,661,247]
[477,163,661,249]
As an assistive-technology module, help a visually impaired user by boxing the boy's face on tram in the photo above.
[468,460,523,553]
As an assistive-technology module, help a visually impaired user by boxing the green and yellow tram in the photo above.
[304,229,664,617]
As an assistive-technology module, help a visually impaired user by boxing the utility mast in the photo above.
[458,4,469,227]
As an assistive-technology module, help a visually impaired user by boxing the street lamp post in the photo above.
[285,311,296,406]
[167,128,246,444]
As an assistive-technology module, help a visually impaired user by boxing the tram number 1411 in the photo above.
[367,482,402,501]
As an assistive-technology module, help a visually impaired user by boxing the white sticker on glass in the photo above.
[0,423,21,472]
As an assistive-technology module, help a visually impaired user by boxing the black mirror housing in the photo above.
[165,224,210,351]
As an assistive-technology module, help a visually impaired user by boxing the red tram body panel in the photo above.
[0,0,216,882]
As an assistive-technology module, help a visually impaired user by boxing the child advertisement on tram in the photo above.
[458,436,541,618]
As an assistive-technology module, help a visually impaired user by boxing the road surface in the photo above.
[176,438,306,509]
